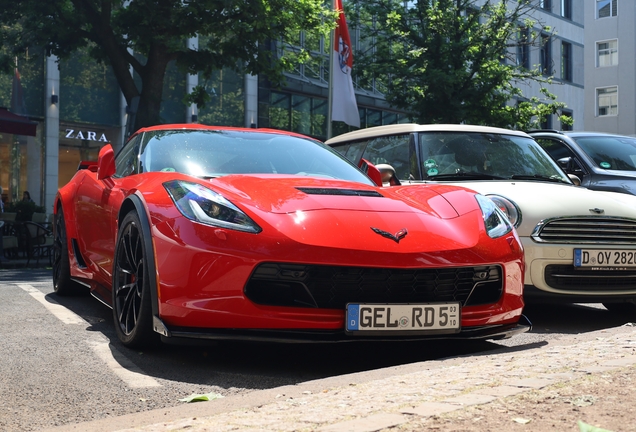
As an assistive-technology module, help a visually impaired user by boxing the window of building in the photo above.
[516,27,530,69]
[541,114,553,130]
[540,0,552,12]
[561,42,572,82]
[540,34,552,76]
[597,0,617,18]
[597,87,618,116]
[561,0,572,19]
[597,40,618,67]
[560,110,573,131]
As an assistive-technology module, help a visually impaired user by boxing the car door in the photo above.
[74,135,142,285]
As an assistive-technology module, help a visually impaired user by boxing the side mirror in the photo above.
[557,156,573,172]
[358,158,383,187]
[97,144,116,180]
[568,174,581,186]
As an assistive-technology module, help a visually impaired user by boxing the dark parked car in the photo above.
[529,130,636,196]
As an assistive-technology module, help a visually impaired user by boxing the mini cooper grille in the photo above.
[533,217,636,244]
[545,265,636,291]
[245,263,503,309]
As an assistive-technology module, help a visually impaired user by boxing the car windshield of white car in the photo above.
[573,136,636,171]
[138,129,374,185]
[418,132,571,183]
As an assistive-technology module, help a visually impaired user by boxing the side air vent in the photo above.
[71,238,88,268]
[296,187,383,197]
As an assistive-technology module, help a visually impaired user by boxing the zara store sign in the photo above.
[65,129,109,142]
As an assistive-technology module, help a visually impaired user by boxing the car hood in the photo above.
[201,175,490,254]
[208,175,479,217]
[410,180,636,236]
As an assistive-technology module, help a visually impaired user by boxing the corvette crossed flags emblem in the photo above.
[370,227,408,243]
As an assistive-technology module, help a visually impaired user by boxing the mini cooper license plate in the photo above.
[574,249,636,270]
[346,303,461,335]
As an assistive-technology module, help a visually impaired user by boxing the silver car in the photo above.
[327,124,636,313]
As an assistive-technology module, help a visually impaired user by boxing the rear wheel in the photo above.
[52,208,84,296]
[112,211,158,348]
[603,301,636,315]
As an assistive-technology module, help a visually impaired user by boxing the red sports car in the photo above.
[53,124,529,348]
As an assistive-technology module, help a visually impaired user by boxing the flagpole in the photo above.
[326,0,335,140]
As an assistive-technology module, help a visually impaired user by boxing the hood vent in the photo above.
[296,187,383,197]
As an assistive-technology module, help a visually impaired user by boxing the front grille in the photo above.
[532,217,636,244]
[244,263,503,309]
[545,264,636,291]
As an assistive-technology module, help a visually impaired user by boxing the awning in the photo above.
[0,107,37,137]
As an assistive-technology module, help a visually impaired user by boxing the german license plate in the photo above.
[346,303,461,335]
[574,249,636,270]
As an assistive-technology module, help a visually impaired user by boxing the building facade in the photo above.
[584,0,635,135]
[0,0,588,215]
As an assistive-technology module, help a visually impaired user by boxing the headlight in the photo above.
[475,194,513,239]
[164,180,262,233]
[487,194,521,227]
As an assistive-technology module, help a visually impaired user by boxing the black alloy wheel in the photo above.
[112,211,157,348]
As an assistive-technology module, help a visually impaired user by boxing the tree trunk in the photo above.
[132,44,173,132]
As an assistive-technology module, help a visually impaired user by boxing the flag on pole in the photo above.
[331,0,360,128]
[11,65,27,116]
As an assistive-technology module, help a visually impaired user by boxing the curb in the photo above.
[44,324,636,432]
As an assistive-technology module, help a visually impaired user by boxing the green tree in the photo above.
[0,0,335,131]
[350,0,573,130]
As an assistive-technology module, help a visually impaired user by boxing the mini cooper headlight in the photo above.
[486,194,521,227]
[164,180,262,233]
[475,194,513,239]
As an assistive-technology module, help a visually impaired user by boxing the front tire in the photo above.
[52,208,84,296]
[112,211,158,348]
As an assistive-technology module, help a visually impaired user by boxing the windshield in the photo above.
[418,132,570,183]
[573,136,636,171]
[138,129,374,185]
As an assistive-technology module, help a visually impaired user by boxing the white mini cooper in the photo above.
[327,124,636,313]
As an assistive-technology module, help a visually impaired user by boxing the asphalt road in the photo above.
[0,268,632,431]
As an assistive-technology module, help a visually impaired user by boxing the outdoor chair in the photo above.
[1,220,19,259]
[23,221,54,266]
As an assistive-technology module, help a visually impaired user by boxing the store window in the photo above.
[58,124,113,188]
[597,87,618,116]
[59,50,120,126]
[0,135,28,205]
[197,68,245,127]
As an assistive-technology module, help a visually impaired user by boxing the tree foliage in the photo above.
[0,0,335,131]
[350,0,573,130]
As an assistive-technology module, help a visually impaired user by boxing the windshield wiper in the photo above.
[428,171,506,180]
[509,174,568,183]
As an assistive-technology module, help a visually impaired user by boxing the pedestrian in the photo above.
[22,191,34,203]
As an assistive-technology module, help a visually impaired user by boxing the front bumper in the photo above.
[522,237,636,298]
[154,315,532,345]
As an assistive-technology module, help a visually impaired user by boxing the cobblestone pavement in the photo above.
[47,323,636,432]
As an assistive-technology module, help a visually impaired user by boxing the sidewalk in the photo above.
[46,323,636,432]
